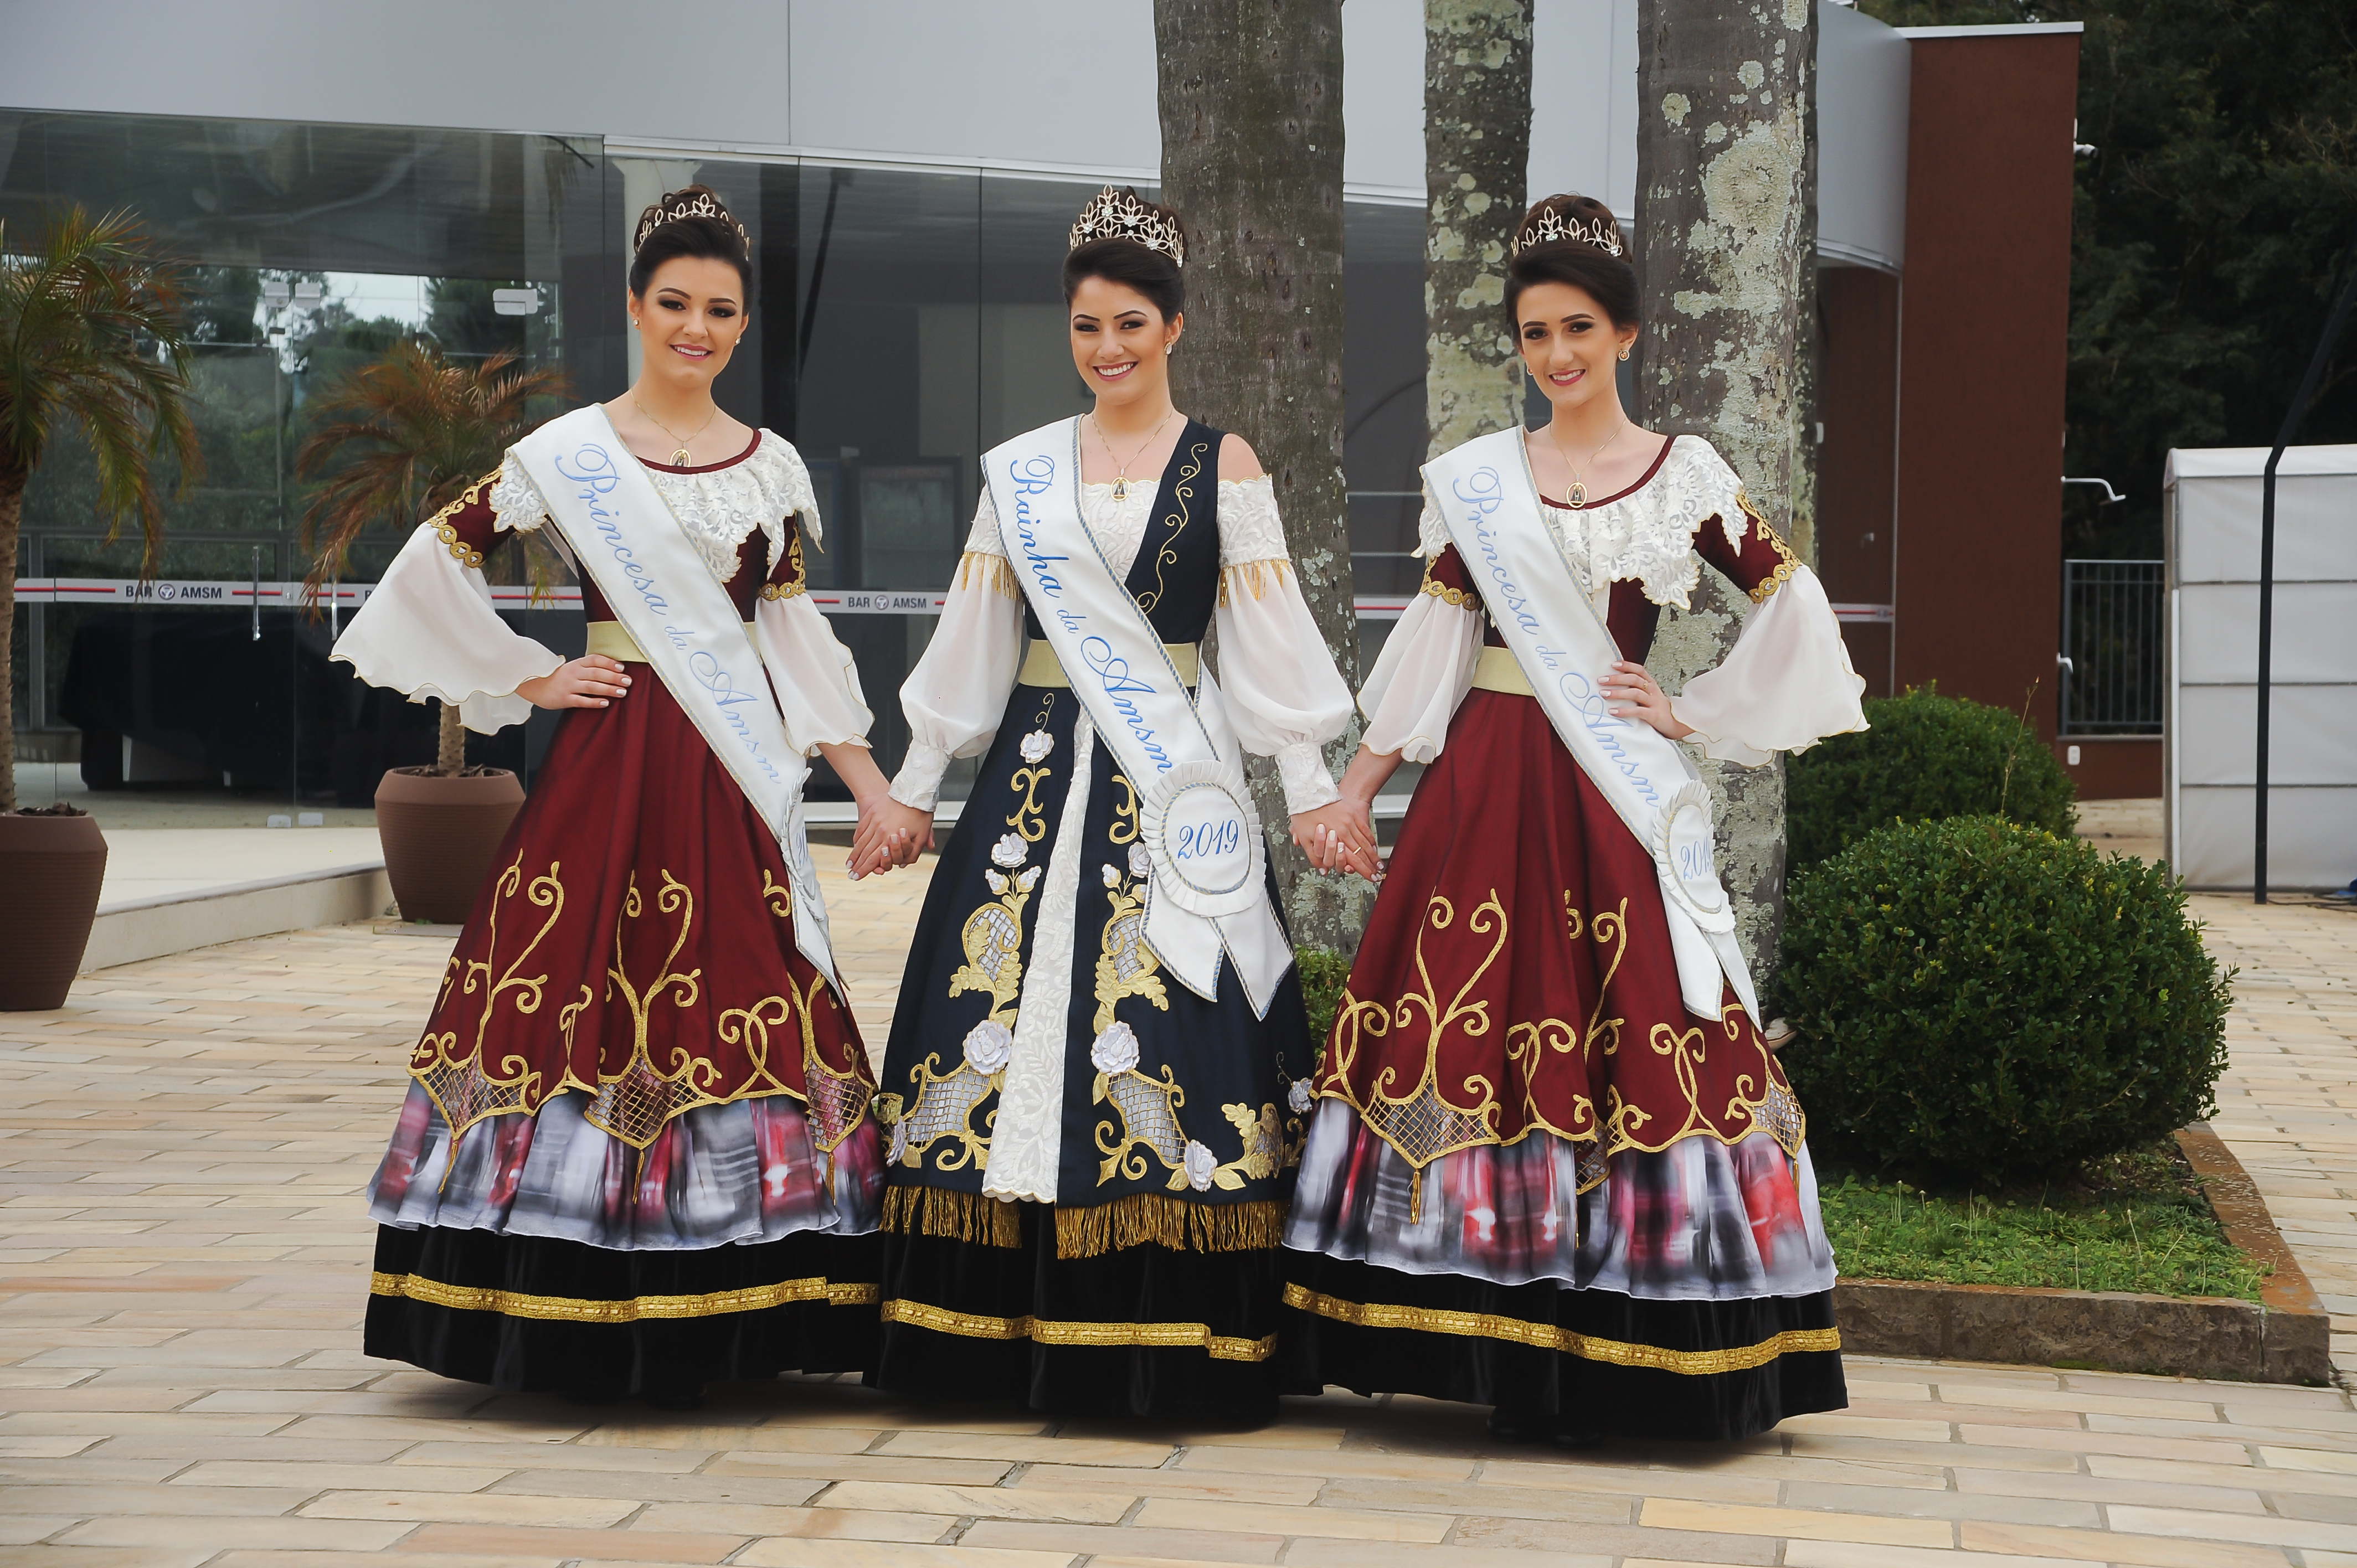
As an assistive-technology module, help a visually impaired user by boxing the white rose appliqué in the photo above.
[1128,842,1153,880]
[1019,730,1054,764]
[1182,1139,1217,1191]
[1090,1020,1141,1076]
[963,1018,1013,1075]
[991,833,1028,868]
[1288,1079,1314,1114]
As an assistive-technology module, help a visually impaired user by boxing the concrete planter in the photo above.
[374,767,524,925]
[0,809,109,1009]
[1834,1124,2330,1384]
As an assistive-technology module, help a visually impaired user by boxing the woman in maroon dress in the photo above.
[334,187,904,1404]
[1280,195,1869,1442]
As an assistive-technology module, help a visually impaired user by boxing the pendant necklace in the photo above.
[634,395,718,467]
[1090,410,1176,502]
[1548,417,1628,509]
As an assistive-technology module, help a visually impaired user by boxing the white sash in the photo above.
[985,417,1291,1017]
[512,406,837,988]
[1423,427,1759,1022]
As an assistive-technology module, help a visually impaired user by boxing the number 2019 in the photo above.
[1176,818,1241,860]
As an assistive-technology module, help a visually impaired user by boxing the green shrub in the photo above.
[1296,947,1354,1045]
[1777,816,2232,1188]
[1787,685,2077,865]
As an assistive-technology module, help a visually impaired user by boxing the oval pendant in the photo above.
[670,447,692,467]
[1566,481,1587,509]
[1111,477,1128,502]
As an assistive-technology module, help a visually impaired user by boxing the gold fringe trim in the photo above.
[881,1184,1025,1248]
[1053,1194,1290,1260]
[881,1296,1275,1362]
[958,550,1022,600]
[1217,557,1292,607]
[1281,1283,1839,1375]
[369,1270,876,1323]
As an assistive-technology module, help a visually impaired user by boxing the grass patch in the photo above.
[1820,1141,2268,1301]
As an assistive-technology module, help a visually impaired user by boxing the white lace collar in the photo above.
[488,424,822,581]
[1417,433,1748,610]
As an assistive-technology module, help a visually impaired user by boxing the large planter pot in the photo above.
[374,767,526,925]
[0,810,110,1010]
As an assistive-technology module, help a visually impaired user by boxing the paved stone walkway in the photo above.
[5,866,2357,1566]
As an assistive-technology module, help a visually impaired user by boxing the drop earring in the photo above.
[1165,342,1175,356]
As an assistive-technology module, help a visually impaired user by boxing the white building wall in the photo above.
[2164,445,2357,890]
[0,0,1906,257]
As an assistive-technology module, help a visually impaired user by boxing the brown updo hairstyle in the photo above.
[1504,193,1638,331]
[1062,190,1187,323]
[629,184,753,298]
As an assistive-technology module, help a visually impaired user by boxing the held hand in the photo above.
[1291,797,1382,881]
[517,655,631,710]
[848,796,934,879]
[1599,660,1694,741]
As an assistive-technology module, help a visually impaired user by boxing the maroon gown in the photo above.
[361,443,884,1399]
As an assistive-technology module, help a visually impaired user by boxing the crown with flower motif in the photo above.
[634,189,749,252]
[1512,200,1626,259]
[1068,187,1186,267]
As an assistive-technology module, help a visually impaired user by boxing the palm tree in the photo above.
[297,339,567,776]
[0,208,202,816]
[1154,0,1359,951]
[1633,0,1818,975]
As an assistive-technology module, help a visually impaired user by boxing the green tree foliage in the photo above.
[1786,685,2077,865]
[1779,817,2232,1187]
[1858,1,2357,557]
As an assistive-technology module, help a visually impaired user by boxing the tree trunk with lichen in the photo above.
[0,468,22,813]
[1424,0,1532,459]
[1632,0,1815,984]
[1155,0,1364,953]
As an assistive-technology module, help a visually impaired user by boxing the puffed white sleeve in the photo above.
[1210,478,1354,814]
[1357,495,1482,764]
[754,582,872,760]
[889,491,1025,811]
[328,459,563,735]
[1671,561,1869,767]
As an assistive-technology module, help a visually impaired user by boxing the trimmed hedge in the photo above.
[1777,816,2231,1188]
[1787,686,2076,866]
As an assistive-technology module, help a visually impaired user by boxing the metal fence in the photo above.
[2060,559,2165,735]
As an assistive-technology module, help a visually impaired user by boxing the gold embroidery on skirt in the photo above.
[372,1268,876,1321]
[1280,1283,1839,1374]
[880,1296,1275,1361]
[892,1054,1000,1172]
[409,854,564,1139]
[1093,857,1167,1034]
[1095,1064,1188,1184]
[1054,1193,1291,1258]
[761,868,792,917]
[584,870,709,1148]
[879,1184,1023,1247]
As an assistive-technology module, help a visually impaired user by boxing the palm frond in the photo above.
[296,339,569,596]
[0,207,202,574]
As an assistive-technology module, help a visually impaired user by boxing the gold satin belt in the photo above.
[1469,644,1535,697]
[585,620,758,663]
[1019,640,1201,689]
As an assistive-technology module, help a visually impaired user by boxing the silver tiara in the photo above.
[1512,205,1625,259]
[634,190,748,252]
[1069,187,1185,267]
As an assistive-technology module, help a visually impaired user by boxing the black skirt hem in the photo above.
[870,1205,1284,1421]
[1280,1251,1846,1442]
[364,1223,880,1396]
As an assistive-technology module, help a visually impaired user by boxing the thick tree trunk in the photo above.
[1424,0,1533,458]
[1155,0,1363,952]
[1632,0,1815,984]
[0,469,20,814]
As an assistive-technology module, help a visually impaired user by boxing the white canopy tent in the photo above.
[2165,444,2357,890]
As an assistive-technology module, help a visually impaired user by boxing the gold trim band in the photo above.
[586,620,759,663]
[1020,639,1200,689]
[1280,1283,1838,1375]
[369,1270,878,1323]
[881,1296,1275,1361]
[1469,644,1534,697]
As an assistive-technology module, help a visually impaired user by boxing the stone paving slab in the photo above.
[3,870,2357,1563]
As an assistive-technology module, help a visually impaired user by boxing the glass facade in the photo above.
[4,106,1425,814]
